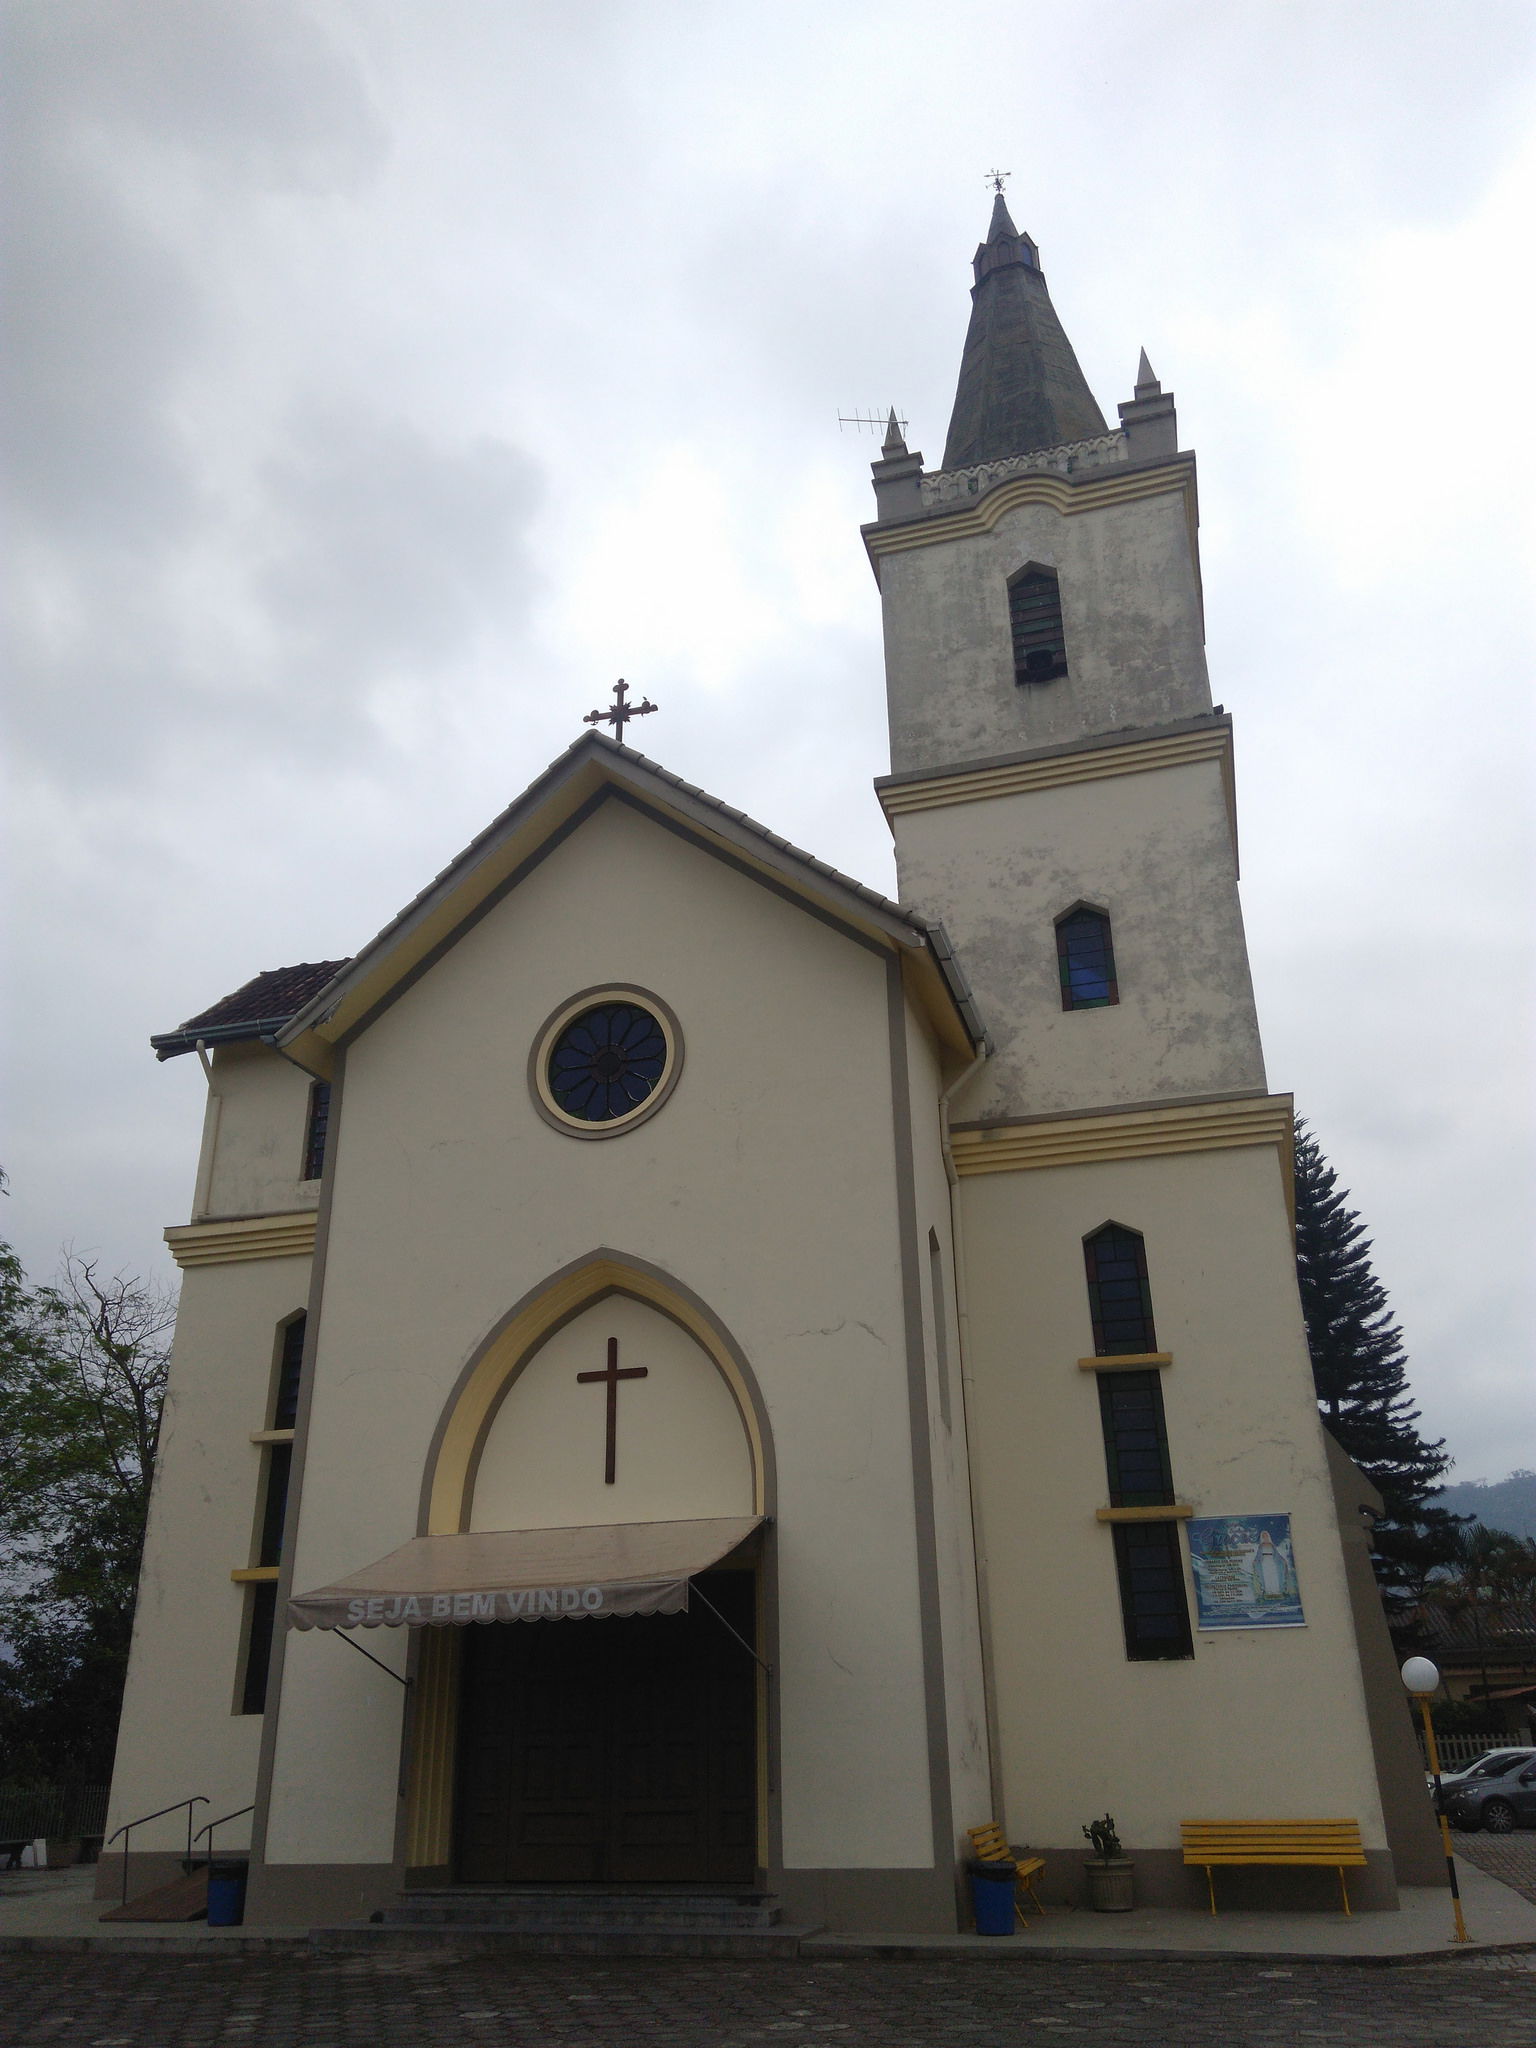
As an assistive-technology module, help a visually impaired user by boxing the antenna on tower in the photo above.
[838,409,908,436]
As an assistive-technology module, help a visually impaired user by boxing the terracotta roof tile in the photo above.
[152,961,349,1060]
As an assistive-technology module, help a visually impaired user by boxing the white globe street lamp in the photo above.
[1401,1656,1440,1697]
[1402,1655,1469,1942]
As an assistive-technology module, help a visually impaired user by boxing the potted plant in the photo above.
[1082,1813,1134,1911]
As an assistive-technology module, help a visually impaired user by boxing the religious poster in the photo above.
[1186,1514,1305,1630]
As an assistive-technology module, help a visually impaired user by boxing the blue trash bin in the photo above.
[968,1859,1016,1935]
[206,1857,248,1927]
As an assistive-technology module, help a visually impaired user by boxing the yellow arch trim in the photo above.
[422,1255,769,1536]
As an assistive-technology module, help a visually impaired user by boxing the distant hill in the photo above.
[1434,1470,1536,1541]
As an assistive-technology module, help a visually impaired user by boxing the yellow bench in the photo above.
[965,1823,1047,1923]
[1181,1819,1368,1915]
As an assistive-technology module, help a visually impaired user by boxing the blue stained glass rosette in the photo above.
[548,1003,667,1122]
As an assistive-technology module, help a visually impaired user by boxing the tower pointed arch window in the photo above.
[1008,565,1068,685]
[1056,905,1118,1010]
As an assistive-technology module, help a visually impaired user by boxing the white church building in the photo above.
[104,197,1438,1932]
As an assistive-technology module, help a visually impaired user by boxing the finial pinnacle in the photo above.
[1135,348,1161,396]
[881,407,907,456]
[583,677,658,745]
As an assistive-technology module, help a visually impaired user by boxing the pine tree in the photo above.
[1293,1121,1455,1605]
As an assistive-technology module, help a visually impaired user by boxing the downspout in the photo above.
[939,1041,1007,1818]
[190,1041,223,1221]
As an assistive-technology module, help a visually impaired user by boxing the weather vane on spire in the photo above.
[584,678,657,745]
[985,168,1011,195]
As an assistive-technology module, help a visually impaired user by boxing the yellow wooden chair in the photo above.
[966,1822,1047,1921]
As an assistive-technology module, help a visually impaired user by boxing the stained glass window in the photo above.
[1057,908,1117,1009]
[1098,1370,1175,1506]
[1083,1223,1157,1354]
[273,1314,305,1431]
[303,1081,331,1180]
[240,1581,278,1715]
[1112,1521,1193,1660]
[547,1002,668,1124]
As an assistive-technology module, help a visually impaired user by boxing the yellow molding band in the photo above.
[249,1429,296,1445]
[866,461,1192,559]
[230,1566,280,1583]
[165,1211,318,1268]
[952,1093,1294,1185]
[879,725,1230,819]
[1096,1504,1195,1523]
[1078,1353,1172,1372]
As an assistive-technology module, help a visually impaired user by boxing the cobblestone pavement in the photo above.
[3,1949,1536,2048]
[1453,1826,1536,1906]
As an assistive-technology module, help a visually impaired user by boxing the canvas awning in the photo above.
[287,1514,764,1631]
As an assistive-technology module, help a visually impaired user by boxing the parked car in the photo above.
[1439,1751,1536,1834]
[1430,1747,1536,1804]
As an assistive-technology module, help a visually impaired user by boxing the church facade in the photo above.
[104,199,1437,1931]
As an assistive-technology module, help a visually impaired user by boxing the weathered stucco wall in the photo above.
[880,481,1210,776]
[903,1006,994,1850]
[960,1145,1389,1874]
[262,797,950,1884]
[200,1043,319,1221]
[893,757,1265,1123]
[104,1250,312,1857]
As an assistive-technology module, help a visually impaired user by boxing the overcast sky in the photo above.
[5,2,1533,1482]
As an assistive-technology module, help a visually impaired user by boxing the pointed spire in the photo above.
[870,403,923,518]
[987,188,1019,242]
[1117,349,1178,461]
[942,198,1107,471]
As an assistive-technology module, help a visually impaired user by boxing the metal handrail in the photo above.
[192,1805,254,1860]
[106,1795,209,1906]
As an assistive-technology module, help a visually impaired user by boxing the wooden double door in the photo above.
[454,1569,757,1884]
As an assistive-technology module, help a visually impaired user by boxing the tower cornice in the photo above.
[874,710,1237,868]
[861,447,1199,577]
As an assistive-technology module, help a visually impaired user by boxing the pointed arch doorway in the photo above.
[412,1272,771,1886]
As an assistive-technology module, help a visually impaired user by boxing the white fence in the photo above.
[1415,1731,1518,1772]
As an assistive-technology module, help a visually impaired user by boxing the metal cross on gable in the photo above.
[583,677,657,744]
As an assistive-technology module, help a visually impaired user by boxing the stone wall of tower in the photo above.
[877,470,1212,779]
[869,447,1260,1126]
[882,738,1266,1125]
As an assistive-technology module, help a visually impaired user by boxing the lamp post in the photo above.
[1402,1655,1470,1943]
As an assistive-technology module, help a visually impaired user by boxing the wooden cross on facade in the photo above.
[583,678,657,745]
[577,1337,649,1485]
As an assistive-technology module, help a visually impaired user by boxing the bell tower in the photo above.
[864,202,1265,1123]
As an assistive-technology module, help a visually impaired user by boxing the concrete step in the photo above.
[382,1889,780,1930]
[98,1870,209,1923]
[310,1921,817,1958]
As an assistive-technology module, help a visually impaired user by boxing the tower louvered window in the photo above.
[1008,568,1068,684]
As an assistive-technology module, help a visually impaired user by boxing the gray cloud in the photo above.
[3,1,1532,1492]
[257,400,542,692]
[3,1,542,788]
